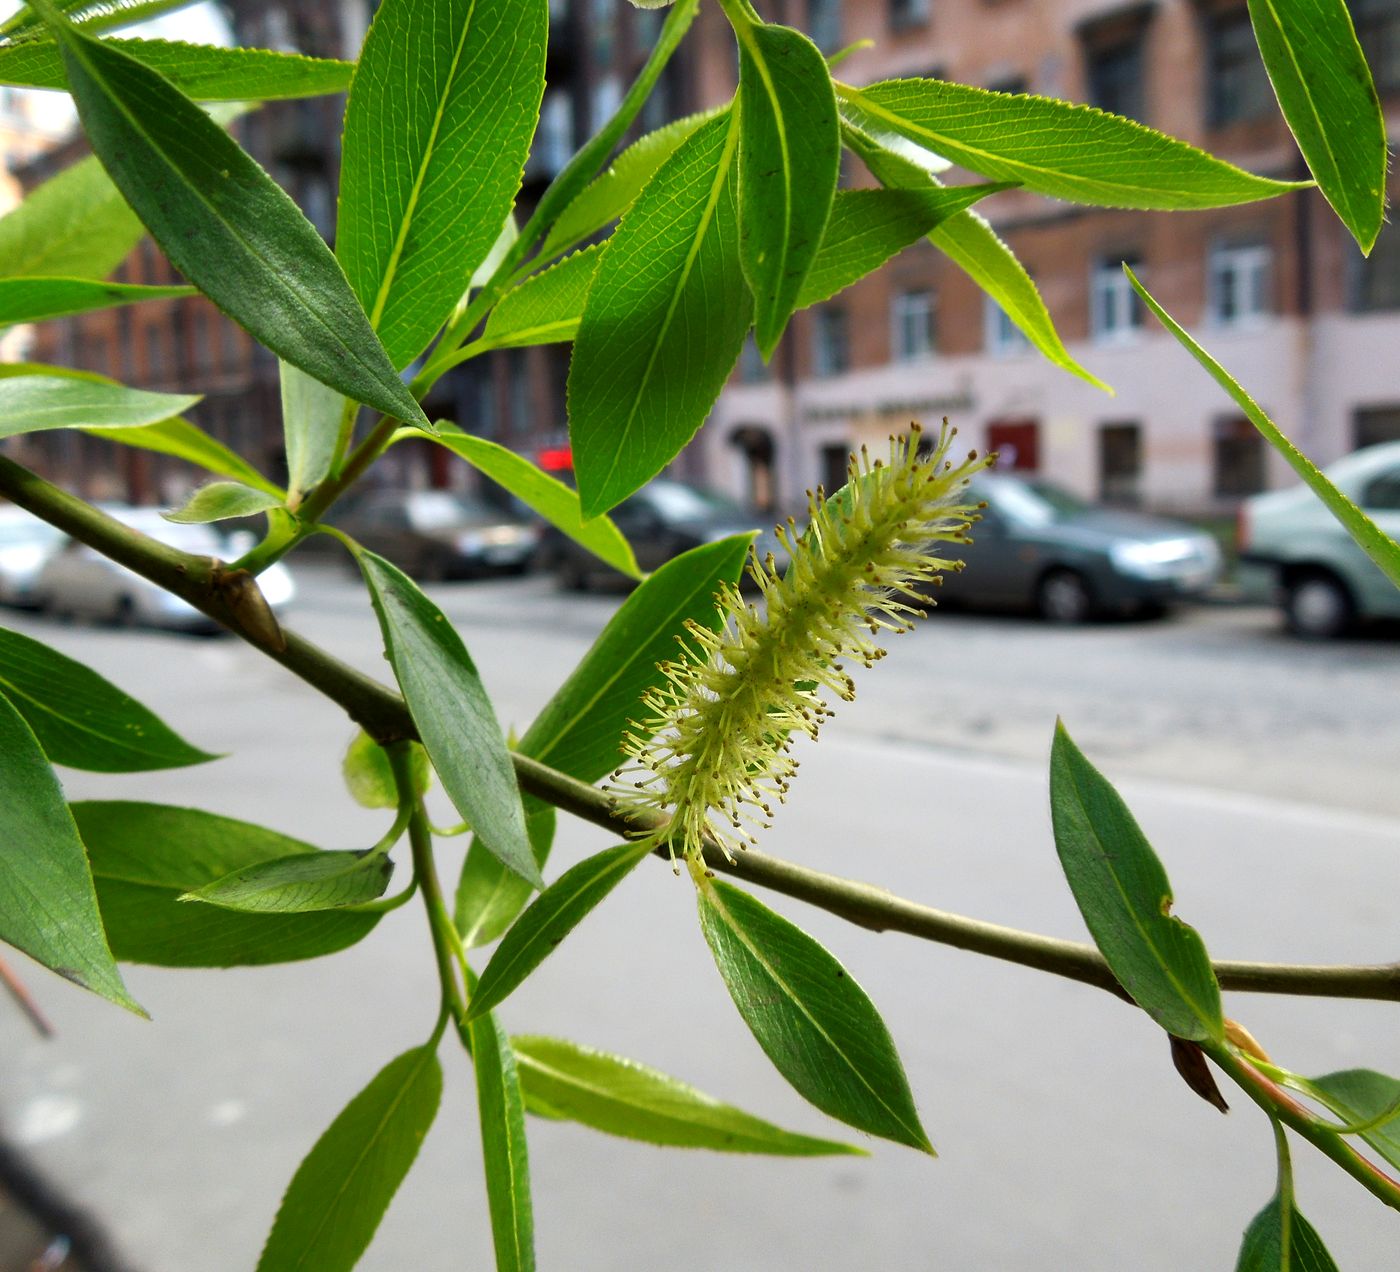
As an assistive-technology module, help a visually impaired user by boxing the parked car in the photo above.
[934,473,1222,622]
[541,478,781,590]
[1237,440,1400,638]
[0,506,65,607]
[33,508,295,633]
[332,489,540,580]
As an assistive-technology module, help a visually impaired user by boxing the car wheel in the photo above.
[111,595,138,628]
[1283,572,1354,640]
[1036,569,1093,624]
[557,556,590,592]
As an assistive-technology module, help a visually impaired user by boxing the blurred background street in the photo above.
[0,568,1397,1270]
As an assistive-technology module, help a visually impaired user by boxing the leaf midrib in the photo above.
[523,545,745,769]
[703,883,925,1147]
[1251,0,1349,212]
[838,81,1268,202]
[364,0,480,334]
[1067,763,1218,1035]
[60,28,399,407]
[0,671,185,765]
[282,1047,437,1271]
[593,110,741,502]
[736,22,795,321]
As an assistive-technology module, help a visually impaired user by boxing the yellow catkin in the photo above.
[613,422,993,865]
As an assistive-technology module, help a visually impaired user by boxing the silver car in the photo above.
[33,507,294,632]
[1238,441,1400,638]
[0,506,65,607]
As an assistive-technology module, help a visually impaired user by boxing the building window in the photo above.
[1098,421,1143,505]
[1091,255,1144,342]
[812,306,849,377]
[1213,416,1266,496]
[1351,0,1400,93]
[1350,229,1400,311]
[1086,38,1145,121]
[984,296,1030,355]
[808,0,841,53]
[1208,241,1272,325]
[738,334,769,383]
[892,289,935,361]
[889,0,929,30]
[1354,404,1400,448]
[528,91,573,181]
[1206,9,1274,126]
[820,442,852,495]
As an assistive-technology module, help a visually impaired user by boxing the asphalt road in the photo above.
[1,570,1398,1271]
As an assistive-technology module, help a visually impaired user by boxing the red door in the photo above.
[986,419,1040,471]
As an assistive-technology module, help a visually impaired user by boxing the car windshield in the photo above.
[645,482,746,521]
[983,477,1092,527]
[407,492,497,531]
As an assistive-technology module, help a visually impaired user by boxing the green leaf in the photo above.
[837,78,1307,209]
[513,1034,864,1155]
[468,1012,534,1272]
[1128,268,1400,590]
[75,801,380,966]
[337,0,546,369]
[342,731,431,810]
[0,37,354,100]
[1307,1069,1400,1170]
[356,550,537,888]
[521,534,751,782]
[0,624,214,771]
[0,151,143,279]
[841,118,1110,394]
[1247,0,1386,251]
[455,801,555,950]
[1236,1194,1340,1271]
[0,277,192,327]
[538,108,718,262]
[0,374,199,437]
[697,878,933,1152]
[1050,720,1223,1041]
[733,19,839,355]
[4,0,211,40]
[0,365,284,496]
[454,536,749,947]
[466,841,652,1023]
[477,246,602,354]
[46,16,429,428]
[795,185,1009,309]
[404,424,639,580]
[280,361,345,508]
[257,1046,442,1272]
[519,0,700,262]
[569,107,752,517]
[163,480,282,525]
[182,850,392,914]
[0,698,141,1014]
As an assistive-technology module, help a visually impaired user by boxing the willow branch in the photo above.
[2,455,1396,1005]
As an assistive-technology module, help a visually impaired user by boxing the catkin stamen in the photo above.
[612,422,992,864]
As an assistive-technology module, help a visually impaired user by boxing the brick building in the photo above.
[700,0,1400,517]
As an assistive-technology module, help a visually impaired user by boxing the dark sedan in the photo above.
[333,489,541,581]
[935,474,1222,622]
[543,479,779,590]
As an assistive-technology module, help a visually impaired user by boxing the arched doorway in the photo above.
[728,424,777,513]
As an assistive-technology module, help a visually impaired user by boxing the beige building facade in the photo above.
[695,0,1400,516]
